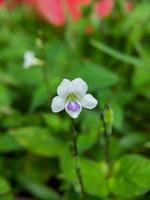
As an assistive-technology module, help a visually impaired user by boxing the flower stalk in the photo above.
[101,111,110,163]
[71,119,85,199]
[37,35,51,95]
[100,104,113,165]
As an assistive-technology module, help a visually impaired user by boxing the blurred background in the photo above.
[0,0,150,199]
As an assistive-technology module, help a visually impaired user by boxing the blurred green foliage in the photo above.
[0,0,150,199]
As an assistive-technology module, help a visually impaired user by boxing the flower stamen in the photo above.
[67,93,77,101]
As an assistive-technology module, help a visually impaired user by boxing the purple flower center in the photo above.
[67,101,80,112]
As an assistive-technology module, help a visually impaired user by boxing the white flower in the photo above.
[51,78,98,118]
[23,51,41,69]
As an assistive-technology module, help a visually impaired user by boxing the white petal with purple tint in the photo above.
[57,79,71,98]
[71,78,88,97]
[65,100,82,119]
[82,94,98,109]
[51,96,65,113]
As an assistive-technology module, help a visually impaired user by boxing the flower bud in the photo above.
[103,103,114,135]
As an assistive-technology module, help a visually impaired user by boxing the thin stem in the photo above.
[71,119,85,199]
[42,64,51,95]
[100,112,110,164]
[38,35,51,96]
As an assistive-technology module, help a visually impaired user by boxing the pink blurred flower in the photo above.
[29,0,65,26]
[1,0,90,25]
[124,0,134,12]
[0,0,4,6]
[94,0,114,18]
[25,0,91,26]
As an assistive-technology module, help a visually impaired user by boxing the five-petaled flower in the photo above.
[51,78,98,118]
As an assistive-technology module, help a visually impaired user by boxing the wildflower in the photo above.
[51,78,98,118]
[23,51,42,69]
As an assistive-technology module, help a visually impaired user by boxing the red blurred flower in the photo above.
[26,0,90,26]
[124,0,134,12]
[94,0,114,18]
[30,0,65,26]
[1,0,90,25]
[0,0,4,6]
[2,0,23,9]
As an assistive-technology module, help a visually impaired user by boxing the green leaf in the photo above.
[1,112,24,128]
[81,111,99,132]
[0,177,13,200]
[109,154,150,199]
[78,131,97,153]
[60,148,109,198]
[0,84,14,115]
[0,70,19,86]
[0,134,22,152]
[18,175,61,200]
[0,30,32,61]
[8,66,44,87]
[133,68,150,87]
[9,127,64,157]
[0,177,10,194]
[63,188,100,200]
[112,103,124,130]
[30,84,48,111]
[123,3,150,35]
[91,40,145,68]
[119,132,148,151]
[133,68,150,98]
[0,85,11,107]
[62,189,79,200]
[68,62,119,90]
[43,113,70,133]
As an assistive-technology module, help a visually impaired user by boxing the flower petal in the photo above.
[66,0,90,21]
[33,0,65,26]
[82,94,98,109]
[71,78,88,97]
[57,79,71,98]
[94,0,114,18]
[65,101,82,118]
[0,0,4,6]
[51,96,65,113]
[23,51,40,68]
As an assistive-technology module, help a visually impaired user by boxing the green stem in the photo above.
[100,112,110,165]
[71,119,85,199]
[42,64,51,95]
[39,36,51,96]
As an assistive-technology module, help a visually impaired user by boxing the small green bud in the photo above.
[103,103,114,135]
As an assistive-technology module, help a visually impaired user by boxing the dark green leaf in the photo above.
[9,127,65,157]
[109,154,150,199]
